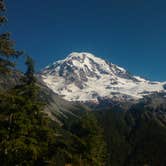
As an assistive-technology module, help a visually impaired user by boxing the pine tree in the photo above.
[0,56,57,165]
[0,0,22,74]
[0,0,6,24]
[20,56,39,98]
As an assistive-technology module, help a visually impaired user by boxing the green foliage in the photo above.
[66,112,107,166]
[0,57,57,165]
[24,56,36,85]
[0,0,6,25]
[97,106,166,166]
[96,109,131,166]
[0,1,22,74]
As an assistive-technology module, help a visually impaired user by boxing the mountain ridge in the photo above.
[40,52,166,103]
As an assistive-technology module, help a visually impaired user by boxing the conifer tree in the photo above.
[0,0,6,24]
[0,56,57,165]
[0,0,22,74]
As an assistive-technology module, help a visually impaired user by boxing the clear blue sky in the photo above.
[5,0,166,81]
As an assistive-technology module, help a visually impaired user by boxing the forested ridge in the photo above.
[96,106,166,166]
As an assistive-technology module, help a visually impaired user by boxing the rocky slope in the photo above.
[0,71,83,124]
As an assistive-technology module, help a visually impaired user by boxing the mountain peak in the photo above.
[67,52,96,59]
[64,52,109,69]
[40,53,166,102]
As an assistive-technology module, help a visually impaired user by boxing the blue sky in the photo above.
[5,0,166,81]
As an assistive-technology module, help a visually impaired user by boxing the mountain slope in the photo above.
[0,71,85,124]
[40,52,166,102]
[96,106,166,166]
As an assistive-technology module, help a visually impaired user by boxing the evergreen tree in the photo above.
[0,56,57,165]
[24,56,36,84]
[0,0,22,74]
[0,0,6,24]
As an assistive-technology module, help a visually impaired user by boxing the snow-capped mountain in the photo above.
[40,52,166,103]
